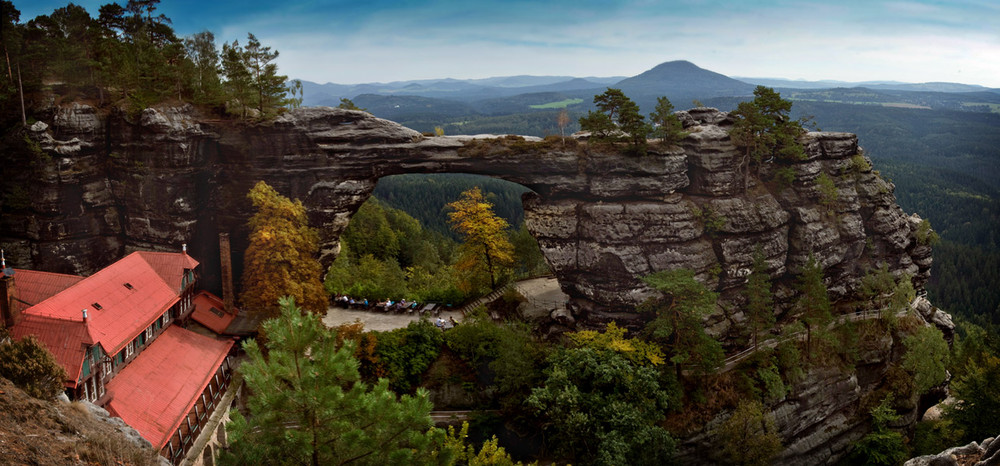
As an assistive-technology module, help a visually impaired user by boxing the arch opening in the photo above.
[321,173,568,330]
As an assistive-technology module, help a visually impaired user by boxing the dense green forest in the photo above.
[325,194,548,304]
[373,173,532,240]
[0,0,297,127]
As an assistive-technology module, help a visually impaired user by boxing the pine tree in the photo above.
[244,33,288,117]
[219,297,442,466]
[221,39,251,118]
[184,30,221,104]
[716,399,783,466]
[903,325,949,393]
[649,96,686,146]
[0,334,67,399]
[795,255,832,363]
[639,268,724,380]
[240,181,327,318]
[729,86,806,192]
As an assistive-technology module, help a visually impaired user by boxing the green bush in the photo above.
[0,335,67,399]
[914,219,940,246]
[845,395,908,466]
[375,319,444,393]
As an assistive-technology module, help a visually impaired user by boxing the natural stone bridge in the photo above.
[9,105,932,334]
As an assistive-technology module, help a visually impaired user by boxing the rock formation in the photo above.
[0,102,952,464]
[3,104,938,330]
[905,435,1000,466]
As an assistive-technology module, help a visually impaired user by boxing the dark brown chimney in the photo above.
[1,250,19,329]
[219,233,235,314]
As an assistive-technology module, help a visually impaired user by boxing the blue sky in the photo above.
[15,0,1000,87]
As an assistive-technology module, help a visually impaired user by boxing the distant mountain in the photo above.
[613,60,756,110]
[350,94,476,123]
[735,76,992,93]
[297,75,625,106]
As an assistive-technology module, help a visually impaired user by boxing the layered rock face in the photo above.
[5,105,934,326]
[2,103,950,464]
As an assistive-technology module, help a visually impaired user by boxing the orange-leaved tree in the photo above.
[447,187,514,291]
[240,181,327,318]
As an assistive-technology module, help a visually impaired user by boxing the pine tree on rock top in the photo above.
[240,181,327,319]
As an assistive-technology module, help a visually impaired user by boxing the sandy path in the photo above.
[322,277,567,331]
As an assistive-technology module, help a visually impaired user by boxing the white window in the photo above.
[161,312,169,326]
[126,341,135,358]
[145,325,154,340]
[87,378,96,402]
[103,361,111,376]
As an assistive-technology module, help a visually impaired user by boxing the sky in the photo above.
[14,0,1000,87]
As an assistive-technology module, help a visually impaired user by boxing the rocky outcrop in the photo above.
[905,435,1000,466]
[4,105,934,327]
[2,103,948,465]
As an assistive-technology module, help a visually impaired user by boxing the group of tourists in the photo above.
[333,295,445,316]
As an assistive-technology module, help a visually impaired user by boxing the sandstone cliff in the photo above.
[3,105,940,330]
[1,103,953,464]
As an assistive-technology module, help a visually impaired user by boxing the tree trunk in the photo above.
[17,62,25,127]
[3,43,12,83]
[483,242,495,289]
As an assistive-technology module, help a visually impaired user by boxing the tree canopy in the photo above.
[639,268,724,380]
[729,86,806,191]
[794,256,832,363]
[240,181,327,318]
[648,96,687,146]
[579,88,650,153]
[715,399,783,466]
[0,0,297,122]
[526,346,676,465]
[219,296,443,466]
[447,187,515,291]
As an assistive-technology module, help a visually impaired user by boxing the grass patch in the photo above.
[529,98,583,109]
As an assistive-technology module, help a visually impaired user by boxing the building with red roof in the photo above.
[2,248,237,464]
[189,290,238,335]
[105,325,234,462]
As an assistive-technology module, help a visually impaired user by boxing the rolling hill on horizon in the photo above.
[297,59,1000,111]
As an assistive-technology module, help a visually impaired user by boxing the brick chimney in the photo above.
[219,233,235,314]
[1,250,19,329]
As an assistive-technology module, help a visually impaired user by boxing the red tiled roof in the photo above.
[10,269,84,311]
[135,251,199,292]
[22,252,179,359]
[104,326,233,449]
[10,314,92,387]
[190,291,237,335]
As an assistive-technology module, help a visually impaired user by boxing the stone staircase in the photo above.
[456,283,515,318]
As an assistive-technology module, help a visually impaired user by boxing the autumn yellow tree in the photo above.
[447,187,514,291]
[240,181,327,318]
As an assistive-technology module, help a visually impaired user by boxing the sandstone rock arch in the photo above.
[11,105,932,335]
[204,107,930,332]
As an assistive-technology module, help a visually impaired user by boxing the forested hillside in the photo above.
[373,173,531,240]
